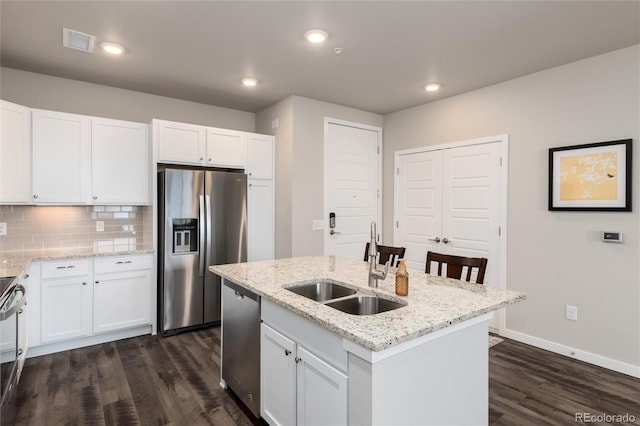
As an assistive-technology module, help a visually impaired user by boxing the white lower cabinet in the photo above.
[93,256,152,333]
[40,259,93,343]
[36,254,152,348]
[261,323,348,426]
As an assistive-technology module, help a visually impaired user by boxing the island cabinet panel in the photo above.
[261,324,296,426]
[347,317,490,426]
[296,346,348,426]
[261,300,348,426]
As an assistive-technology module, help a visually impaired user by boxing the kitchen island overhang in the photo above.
[211,256,526,425]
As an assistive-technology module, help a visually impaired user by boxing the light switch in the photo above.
[601,231,622,243]
[312,220,324,231]
[96,221,105,232]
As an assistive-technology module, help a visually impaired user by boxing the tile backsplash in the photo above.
[0,205,148,252]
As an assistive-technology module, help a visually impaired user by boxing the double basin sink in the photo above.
[286,281,406,315]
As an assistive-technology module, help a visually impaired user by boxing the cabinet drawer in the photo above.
[94,255,152,274]
[41,259,90,279]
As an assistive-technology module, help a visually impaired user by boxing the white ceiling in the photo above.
[1,1,638,115]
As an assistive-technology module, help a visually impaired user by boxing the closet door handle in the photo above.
[428,237,441,243]
[442,237,450,244]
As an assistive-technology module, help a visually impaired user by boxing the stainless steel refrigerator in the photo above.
[158,168,247,335]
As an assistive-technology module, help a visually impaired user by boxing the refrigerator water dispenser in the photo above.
[173,219,198,254]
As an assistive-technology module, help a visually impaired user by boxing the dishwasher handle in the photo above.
[223,280,260,302]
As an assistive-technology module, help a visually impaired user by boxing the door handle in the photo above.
[428,237,441,243]
[199,195,205,277]
[442,237,450,244]
[329,229,341,235]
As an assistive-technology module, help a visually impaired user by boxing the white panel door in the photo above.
[395,140,503,330]
[91,118,149,204]
[296,345,348,425]
[206,127,247,169]
[248,179,275,261]
[441,142,502,285]
[0,100,31,203]
[156,119,206,165]
[247,133,274,179]
[395,151,443,271]
[93,269,151,333]
[32,109,91,203]
[325,121,381,260]
[261,324,297,426]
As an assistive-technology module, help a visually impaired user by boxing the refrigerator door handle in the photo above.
[205,194,213,272]
[199,195,205,277]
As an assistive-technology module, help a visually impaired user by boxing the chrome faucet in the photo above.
[368,221,388,288]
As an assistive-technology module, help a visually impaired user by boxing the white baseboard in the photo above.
[27,325,152,358]
[500,329,640,379]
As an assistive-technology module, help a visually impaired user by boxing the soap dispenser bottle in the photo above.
[395,259,409,296]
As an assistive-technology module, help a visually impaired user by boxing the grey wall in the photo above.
[383,46,640,367]
[257,95,383,257]
[0,67,255,131]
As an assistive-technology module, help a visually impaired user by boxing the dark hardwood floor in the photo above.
[16,328,639,425]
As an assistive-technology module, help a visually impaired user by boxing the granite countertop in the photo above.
[0,247,155,278]
[210,256,526,352]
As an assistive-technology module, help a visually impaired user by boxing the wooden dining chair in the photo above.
[363,243,406,267]
[425,251,488,284]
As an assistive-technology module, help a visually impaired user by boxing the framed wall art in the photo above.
[548,139,632,211]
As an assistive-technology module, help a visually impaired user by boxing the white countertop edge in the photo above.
[342,312,494,363]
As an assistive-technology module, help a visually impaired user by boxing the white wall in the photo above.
[0,67,255,131]
[257,95,383,257]
[383,46,640,372]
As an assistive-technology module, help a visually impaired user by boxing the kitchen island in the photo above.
[211,256,526,425]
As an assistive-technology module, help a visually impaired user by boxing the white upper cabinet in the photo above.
[32,109,91,203]
[247,133,274,179]
[91,118,149,204]
[0,100,31,203]
[206,127,247,169]
[155,119,207,165]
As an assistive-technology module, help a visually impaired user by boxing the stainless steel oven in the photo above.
[0,276,27,426]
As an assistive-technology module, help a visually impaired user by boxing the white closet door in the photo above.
[395,151,443,272]
[441,142,502,285]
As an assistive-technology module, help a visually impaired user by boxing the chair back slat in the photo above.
[364,243,406,267]
[425,251,488,284]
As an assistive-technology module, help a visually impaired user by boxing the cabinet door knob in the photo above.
[208,158,212,162]
[93,195,98,200]
[284,349,291,356]
[82,282,87,286]
[33,194,38,199]
[200,157,204,161]
[294,357,302,364]
[95,280,99,284]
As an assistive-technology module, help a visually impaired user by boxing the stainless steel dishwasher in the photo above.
[221,280,261,418]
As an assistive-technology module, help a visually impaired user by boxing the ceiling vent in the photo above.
[62,27,95,53]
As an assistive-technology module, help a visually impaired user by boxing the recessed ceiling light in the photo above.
[241,77,258,87]
[424,83,442,92]
[304,30,328,43]
[100,42,125,55]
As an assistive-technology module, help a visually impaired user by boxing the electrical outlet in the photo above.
[96,221,105,232]
[566,305,578,321]
[312,220,324,231]
[0,222,6,236]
